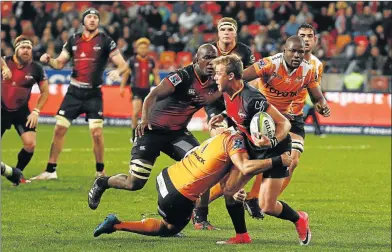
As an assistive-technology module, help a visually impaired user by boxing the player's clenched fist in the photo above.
[40,53,51,64]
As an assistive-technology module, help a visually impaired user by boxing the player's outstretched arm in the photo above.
[242,64,259,83]
[108,53,130,81]
[308,86,330,117]
[40,51,69,70]
[136,79,175,136]
[26,79,50,128]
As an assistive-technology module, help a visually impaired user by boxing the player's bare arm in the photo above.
[1,57,12,79]
[136,79,175,136]
[153,68,160,86]
[108,53,129,82]
[308,86,331,117]
[242,65,259,83]
[40,50,70,70]
[119,68,131,97]
[26,79,49,128]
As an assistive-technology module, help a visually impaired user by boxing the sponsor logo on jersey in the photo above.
[191,151,205,164]
[93,45,101,51]
[25,75,34,80]
[188,88,196,96]
[255,100,266,111]
[168,73,182,86]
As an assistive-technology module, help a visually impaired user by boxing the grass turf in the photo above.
[1,125,391,251]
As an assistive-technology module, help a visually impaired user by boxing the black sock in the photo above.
[16,148,34,171]
[96,163,104,172]
[194,206,208,223]
[1,163,5,175]
[97,176,110,189]
[46,163,57,173]
[226,203,247,234]
[277,201,300,223]
[132,128,136,141]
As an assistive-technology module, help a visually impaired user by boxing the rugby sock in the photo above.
[46,163,57,173]
[226,202,247,234]
[246,174,263,200]
[114,218,166,236]
[277,201,300,223]
[132,128,136,141]
[194,206,208,223]
[209,183,223,203]
[97,176,110,189]
[96,162,104,172]
[16,148,34,171]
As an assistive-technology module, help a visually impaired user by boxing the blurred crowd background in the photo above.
[1,1,391,92]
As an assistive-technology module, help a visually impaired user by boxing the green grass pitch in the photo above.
[1,125,391,251]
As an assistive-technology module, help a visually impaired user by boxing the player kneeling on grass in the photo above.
[93,128,291,242]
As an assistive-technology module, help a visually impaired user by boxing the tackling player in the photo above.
[193,17,256,228]
[242,34,330,216]
[31,8,128,180]
[209,54,311,245]
[92,128,292,240]
[1,36,50,184]
[88,44,221,212]
[120,37,160,143]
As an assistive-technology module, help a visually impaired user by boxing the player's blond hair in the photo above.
[135,37,150,48]
[212,54,243,80]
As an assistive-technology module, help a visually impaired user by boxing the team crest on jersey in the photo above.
[257,59,267,68]
[93,44,101,51]
[25,75,34,80]
[233,138,245,150]
[238,109,247,119]
[168,73,182,86]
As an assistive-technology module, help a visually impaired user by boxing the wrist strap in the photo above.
[221,110,228,119]
[270,137,278,148]
[33,108,40,114]
[271,156,283,169]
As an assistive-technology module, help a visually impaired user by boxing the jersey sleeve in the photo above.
[252,58,275,78]
[165,69,189,88]
[62,36,73,57]
[106,35,119,58]
[306,67,319,89]
[226,134,248,157]
[150,58,156,70]
[311,63,324,88]
[36,64,48,84]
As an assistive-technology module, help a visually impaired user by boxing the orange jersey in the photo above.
[252,53,318,114]
[291,54,323,115]
[168,129,247,201]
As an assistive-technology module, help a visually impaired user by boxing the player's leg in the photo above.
[131,98,142,142]
[30,89,81,180]
[280,116,305,193]
[93,169,194,237]
[1,161,23,185]
[1,108,12,137]
[88,129,164,210]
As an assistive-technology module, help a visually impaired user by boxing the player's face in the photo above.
[284,41,305,69]
[84,14,99,32]
[197,49,218,76]
[137,44,149,57]
[214,64,230,92]
[16,45,32,64]
[297,28,317,53]
[218,26,237,45]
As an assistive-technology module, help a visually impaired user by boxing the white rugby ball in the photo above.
[250,112,276,139]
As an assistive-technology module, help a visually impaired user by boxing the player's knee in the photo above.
[90,128,103,141]
[260,201,276,215]
[128,159,153,190]
[55,115,71,129]
[54,124,68,138]
[23,139,36,152]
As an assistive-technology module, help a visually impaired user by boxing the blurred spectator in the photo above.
[197,8,213,31]
[51,18,66,39]
[45,42,56,57]
[383,49,392,75]
[244,2,255,24]
[98,5,113,27]
[284,15,300,36]
[292,2,303,16]
[111,5,126,27]
[368,46,386,76]
[335,9,346,35]
[352,6,375,36]
[117,37,133,58]
[314,7,334,32]
[296,4,313,25]
[255,2,273,25]
[375,25,387,55]
[344,6,354,34]
[173,2,187,16]
[41,28,53,48]
[139,3,162,31]
[157,2,171,24]
[61,2,79,28]
[168,26,190,52]
[254,27,267,52]
[54,30,68,54]
[68,18,81,35]
[166,13,180,35]
[238,25,253,46]
[32,35,45,61]
[222,1,239,19]
[129,14,149,41]
[272,2,292,25]
[236,10,248,31]
[32,2,51,37]
[267,19,280,42]
[127,2,140,21]
[13,2,36,21]
[184,26,203,54]
[150,24,170,53]
[178,6,198,30]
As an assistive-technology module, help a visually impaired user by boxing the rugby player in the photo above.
[92,128,292,240]
[1,36,50,184]
[209,53,311,245]
[31,8,128,180]
[88,44,221,212]
[120,37,160,143]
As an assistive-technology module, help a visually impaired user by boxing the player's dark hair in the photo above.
[212,54,243,79]
[297,23,316,36]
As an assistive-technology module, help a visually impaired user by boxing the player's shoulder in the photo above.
[71,32,83,40]
[31,61,45,71]
[300,58,314,74]
[243,83,267,100]
[267,53,283,63]
[166,64,193,86]
[236,42,252,51]
[309,54,323,69]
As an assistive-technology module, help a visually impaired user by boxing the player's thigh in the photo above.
[13,107,36,136]
[1,109,13,136]
[162,130,200,161]
[258,177,285,207]
[131,98,142,115]
[222,165,253,196]
[156,168,195,230]
[57,90,83,122]
[131,129,166,167]
[289,115,305,140]
[84,93,103,121]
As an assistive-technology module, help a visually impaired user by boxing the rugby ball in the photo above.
[250,112,276,139]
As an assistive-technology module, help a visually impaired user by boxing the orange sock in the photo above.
[280,176,292,194]
[246,174,263,200]
[114,218,165,236]
[209,183,223,203]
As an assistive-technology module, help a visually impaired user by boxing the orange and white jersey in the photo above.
[252,53,318,114]
[167,129,247,201]
[291,54,323,115]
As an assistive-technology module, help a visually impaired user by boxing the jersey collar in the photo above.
[217,42,237,56]
[193,66,210,87]
[228,81,244,101]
